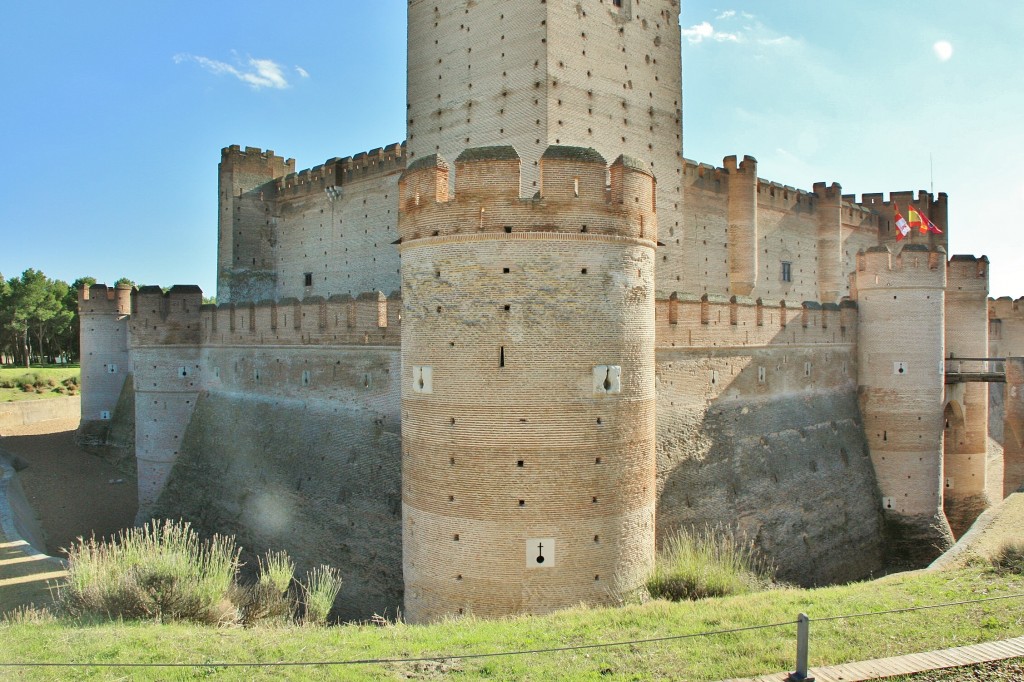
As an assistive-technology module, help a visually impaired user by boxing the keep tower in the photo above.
[398,145,657,622]
[406,0,684,291]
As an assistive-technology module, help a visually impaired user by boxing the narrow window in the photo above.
[573,176,580,197]
[500,346,506,367]
[304,272,313,287]
[781,261,792,283]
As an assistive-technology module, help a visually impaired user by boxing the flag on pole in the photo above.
[917,207,943,234]
[908,205,924,233]
[893,202,911,241]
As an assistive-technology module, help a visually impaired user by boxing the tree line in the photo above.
[0,270,135,368]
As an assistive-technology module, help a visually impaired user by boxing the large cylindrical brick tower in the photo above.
[399,146,657,622]
[855,244,953,562]
[943,255,991,536]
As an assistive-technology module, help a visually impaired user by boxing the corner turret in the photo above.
[813,181,843,304]
[855,245,953,561]
[217,146,295,304]
[725,155,757,296]
[77,283,133,443]
[943,255,991,534]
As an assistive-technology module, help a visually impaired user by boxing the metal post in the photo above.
[787,613,814,681]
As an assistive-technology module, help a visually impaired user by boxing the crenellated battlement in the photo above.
[398,145,657,243]
[655,293,857,349]
[682,157,725,186]
[272,142,406,200]
[79,283,133,315]
[129,285,205,346]
[856,189,947,210]
[220,145,296,176]
[129,288,401,348]
[989,296,1024,320]
[855,245,948,293]
[947,255,990,294]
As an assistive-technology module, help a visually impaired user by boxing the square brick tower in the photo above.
[406,0,684,291]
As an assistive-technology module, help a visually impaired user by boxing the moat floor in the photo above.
[0,418,136,556]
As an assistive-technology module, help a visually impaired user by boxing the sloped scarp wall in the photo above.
[656,346,885,585]
[153,389,402,621]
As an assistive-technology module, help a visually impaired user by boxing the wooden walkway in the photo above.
[724,635,1024,681]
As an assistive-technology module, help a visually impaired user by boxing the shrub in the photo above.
[300,565,343,626]
[646,525,776,601]
[59,520,241,625]
[13,373,41,390]
[58,520,343,627]
[234,551,297,626]
[1,606,55,625]
[991,540,1024,575]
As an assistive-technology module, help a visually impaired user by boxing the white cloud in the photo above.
[681,21,739,44]
[933,40,954,62]
[173,53,304,90]
[682,13,793,47]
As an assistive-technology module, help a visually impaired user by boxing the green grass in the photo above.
[2,566,1023,681]
[647,525,776,601]
[0,366,80,402]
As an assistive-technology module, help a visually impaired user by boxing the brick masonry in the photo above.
[75,0,1022,622]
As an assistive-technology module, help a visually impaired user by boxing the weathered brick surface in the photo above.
[399,150,656,622]
[78,284,132,429]
[407,0,684,294]
[856,246,954,561]
[73,0,1024,623]
[944,257,991,535]
[217,144,404,304]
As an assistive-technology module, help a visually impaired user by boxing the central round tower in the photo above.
[399,146,657,622]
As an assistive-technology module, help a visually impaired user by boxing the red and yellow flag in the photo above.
[907,205,924,233]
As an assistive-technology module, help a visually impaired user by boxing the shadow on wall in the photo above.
[654,303,886,586]
[150,392,403,622]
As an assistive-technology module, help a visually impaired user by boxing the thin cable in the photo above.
[0,619,798,669]
[812,591,1024,623]
[2,592,1022,670]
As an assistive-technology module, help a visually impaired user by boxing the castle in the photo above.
[76,1,1024,623]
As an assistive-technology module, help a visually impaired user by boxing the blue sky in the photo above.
[2,1,1022,296]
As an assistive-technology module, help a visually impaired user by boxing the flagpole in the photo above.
[930,153,934,195]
